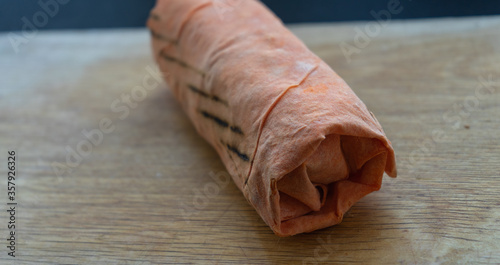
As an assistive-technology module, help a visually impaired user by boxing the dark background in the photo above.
[1,0,499,31]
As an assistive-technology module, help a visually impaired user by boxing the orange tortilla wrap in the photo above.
[148,0,397,236]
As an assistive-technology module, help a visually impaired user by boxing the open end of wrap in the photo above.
[276,134,389,236]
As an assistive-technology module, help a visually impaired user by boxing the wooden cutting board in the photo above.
[0,16,499,264]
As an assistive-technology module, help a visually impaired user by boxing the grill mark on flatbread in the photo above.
[187,84,228,106]
[200,110,229,127]
[149,13,160,21]
[221,141,243,180]
[160,50,206,77]
[229,125,243,134]
[150,30,178,45]
[199,110,244,135]
[225,148,239,171]
[225,144,250,162]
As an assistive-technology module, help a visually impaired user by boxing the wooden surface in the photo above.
[1,16,499,264]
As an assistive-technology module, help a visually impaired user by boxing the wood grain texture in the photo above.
[0,16,499,264]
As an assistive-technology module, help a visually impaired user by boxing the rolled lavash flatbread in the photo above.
[147,0,397,236]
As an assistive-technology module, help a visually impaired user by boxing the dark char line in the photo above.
[226,144,250,162]
[160,51,206,77]
[200,110,228,127]
[199,110,243,135]
[229,126,243,134]
[150,30,178,45]
[150,13,160,21]
[188,84,228,106]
